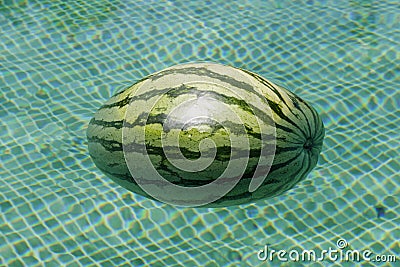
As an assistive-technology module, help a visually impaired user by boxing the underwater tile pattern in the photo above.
[0,0,399,266]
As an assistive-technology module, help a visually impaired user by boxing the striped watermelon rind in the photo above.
[87,62,324,207]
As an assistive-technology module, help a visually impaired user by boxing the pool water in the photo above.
[0,0,399,266]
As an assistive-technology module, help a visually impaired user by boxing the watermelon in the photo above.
[87,63,324,207]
